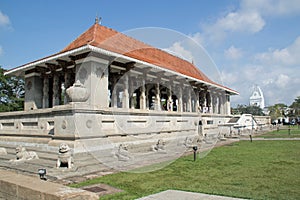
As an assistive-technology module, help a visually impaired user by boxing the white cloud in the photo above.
[276,74,290,89]
[0,11,10,27]
[241,0,300,16]
[0,46,2,56]
[165,42,194,62]
[200,0,300,45]
[188,32,205,46]
[224,46,243,60]
[215,11,265,33]
[255,36,300,66]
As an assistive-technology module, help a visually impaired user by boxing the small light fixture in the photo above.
[38,168,47,180]
[192,146,198,161]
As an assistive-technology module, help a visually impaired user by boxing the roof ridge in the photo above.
[59,23,237,93]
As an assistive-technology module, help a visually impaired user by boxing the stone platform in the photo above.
[0,169,98,200]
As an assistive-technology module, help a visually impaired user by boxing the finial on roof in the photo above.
[95,15,99,24]
[95,14,102,25]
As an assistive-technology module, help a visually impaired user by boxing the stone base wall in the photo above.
[254,115,271,126]
[0,105,233,152]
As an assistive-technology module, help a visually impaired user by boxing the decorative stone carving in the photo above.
[9,146,39,162]
[0,147,7,155]
[86,120,93,129]
[57,143,73,168]
[115,144,132,161]
[66,80,89,102]
[152,139,166,153]
[61,120,67,129]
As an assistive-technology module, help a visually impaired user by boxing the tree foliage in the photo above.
[268,103,288,121]
[289,96,300,117]
[0,66,24,112]
[231,104,265,116]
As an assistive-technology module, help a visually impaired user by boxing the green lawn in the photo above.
[257,125,300,138]
[71,141,300,200]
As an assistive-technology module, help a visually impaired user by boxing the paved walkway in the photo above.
[240,137,300,141]
[137,190,246,200]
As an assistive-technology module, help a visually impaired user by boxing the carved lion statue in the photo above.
[115,144,132,161]
[152,139,166,153]
[56,143,73,169]
[10,145,39,162]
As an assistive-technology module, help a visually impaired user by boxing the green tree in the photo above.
[232,104,264,116]
[0,66,24,112]
[289,96,300,117]
[268,103,287,121]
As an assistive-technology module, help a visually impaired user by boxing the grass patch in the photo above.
[71,141,300,200]
[257,125,300,138]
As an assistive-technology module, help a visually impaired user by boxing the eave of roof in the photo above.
[5,23,239,95]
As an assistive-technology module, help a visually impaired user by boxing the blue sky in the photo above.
[1,0,300,106]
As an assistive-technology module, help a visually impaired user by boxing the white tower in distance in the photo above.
[250,85,265,109]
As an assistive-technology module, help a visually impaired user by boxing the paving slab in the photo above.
[137,190,246,200]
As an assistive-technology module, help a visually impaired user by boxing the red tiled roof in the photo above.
[62,23,215,84]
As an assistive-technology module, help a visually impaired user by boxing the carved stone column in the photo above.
[111,76,118,108]
[187,88,192,112]
[219,94,224,115]
[64,72,71,104]
[42,77,49,108]
[212,93,218,114]
[226,94,231,115]
[199,90,206,113]
[122,74,129,109]
[129,76,135,109]
[195,89,200,113]
[206,91,211,113]
[139,77,146,110]
[178,84,183,112]
[155,82,161,111]
[167,84,173,111]
[53,73,60,106]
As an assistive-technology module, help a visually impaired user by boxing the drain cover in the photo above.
[84,186,107,193]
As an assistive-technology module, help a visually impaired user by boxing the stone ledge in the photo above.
[0,169,98,200]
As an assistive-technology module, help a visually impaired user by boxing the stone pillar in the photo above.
[226,94,231,115]
[178,85,183,112]
[187,88,192,112]
[52,73,60,106]
[146,84,150,109]
[167,85,173,111]
[111,76,118,108]
[199,90,205,113]
[206,91,211,113]
[139,77,146,110]
[76,56,110,108]
[129,76,135,109]
[122,74,129,109]
[212,94,218,114]
[64,72,72,104]
[195,89,200,113]
[42,77,49,108]
[24,73,43,110]
[219,94,224,115]
[155,82,161,111]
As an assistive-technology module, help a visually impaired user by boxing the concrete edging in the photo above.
[0,169,98,200]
